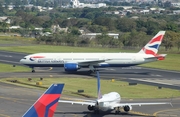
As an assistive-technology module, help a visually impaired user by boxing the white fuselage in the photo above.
[20,53,157,68]
[97,92,121,111]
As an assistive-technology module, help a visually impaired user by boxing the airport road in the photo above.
[0,50,180,90]
[0,82,179,117]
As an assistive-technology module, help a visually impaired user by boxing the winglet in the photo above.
[22,84,64,117]
[97,71,102,99]
[138,31,166,55]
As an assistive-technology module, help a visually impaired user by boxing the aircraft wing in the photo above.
[78,59,111,66]
[112,102,171,108]
[58,100,96,106]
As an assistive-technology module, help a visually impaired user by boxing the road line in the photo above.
[0,60,20,64]
[143,67,180,74]
[130,78,175,86]
[0,114,10,117]
[153,108,180,116]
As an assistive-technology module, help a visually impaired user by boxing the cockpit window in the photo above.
[23,57,27,59]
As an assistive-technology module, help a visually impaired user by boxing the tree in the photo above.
[162,31,177,51]
[116,18,136,32]
[70,27,81,35]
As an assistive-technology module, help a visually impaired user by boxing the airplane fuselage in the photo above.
[20,53,157,68]
[96,92,121,111]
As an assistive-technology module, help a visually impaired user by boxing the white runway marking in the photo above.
[130,78,180,86]
[0,55,12,57]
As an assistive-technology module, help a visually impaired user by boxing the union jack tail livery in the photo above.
[22,84,64,117]
[138,31,165,56]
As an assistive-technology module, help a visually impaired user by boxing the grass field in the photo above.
[1,77,180,99]
[0,63,30,72]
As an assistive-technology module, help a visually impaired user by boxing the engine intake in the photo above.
[64,63,79,72]
[124,105,132,112]
[87,105,94,111]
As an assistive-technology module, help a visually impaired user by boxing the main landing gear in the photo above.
[88,66,99,73]
[31,67,35,73]
[115,107,121,114]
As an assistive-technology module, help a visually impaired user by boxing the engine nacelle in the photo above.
[87,105,94,111]
[124,105,132,112]
[64,63,79,72]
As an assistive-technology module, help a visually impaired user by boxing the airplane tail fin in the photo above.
[97,71,102,99]
[22,84,64,117]
[138,31,166,55]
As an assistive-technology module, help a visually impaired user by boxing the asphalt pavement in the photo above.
[0,50,180,117]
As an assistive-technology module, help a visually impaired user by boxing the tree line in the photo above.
[0,6,180,51]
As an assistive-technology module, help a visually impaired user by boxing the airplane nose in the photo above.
[20,59,23,63]
[20,59,25,63]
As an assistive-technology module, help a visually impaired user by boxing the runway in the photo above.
[0,50,180,117]
[0,82,179,117]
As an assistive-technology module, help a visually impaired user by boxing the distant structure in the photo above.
[70,0,106,8]
[70,0,80,8]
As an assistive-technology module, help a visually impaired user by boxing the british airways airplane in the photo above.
[20,31,166,73]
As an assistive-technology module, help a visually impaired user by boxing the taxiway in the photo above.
[0,50,180,117]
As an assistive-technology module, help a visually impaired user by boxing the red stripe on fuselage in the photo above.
[34,94,60,117]
[149,35,163,44]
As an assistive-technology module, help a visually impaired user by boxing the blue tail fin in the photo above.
[97,71,102,99]
[22,84,64,117]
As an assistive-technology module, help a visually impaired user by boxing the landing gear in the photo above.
[31,67,35,73]
[115,107,120,114]
[88,66,99,73]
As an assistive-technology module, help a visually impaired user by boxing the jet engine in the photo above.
[87,105,94,111]
[64,63,79,72]
[123,105,132,112]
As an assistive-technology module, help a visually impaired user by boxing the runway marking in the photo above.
[156,114,177,117]
[130,110,153,116]
[0,55,12,57]
[0,114,10,117]
[55,110,82,117]
[150,74,162,77]
[0,60,20,64]
[0,85,41,96]
[143,67,180,74]
[130,78,175,86]
[0,96,35,103]
[153,108,180,116]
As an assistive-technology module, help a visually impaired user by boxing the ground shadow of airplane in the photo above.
[55,111,154,117]
[62,69,151,77]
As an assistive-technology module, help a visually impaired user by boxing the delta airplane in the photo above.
[20,31,166,73]
[22,84,64,117]
[58,71,171,114]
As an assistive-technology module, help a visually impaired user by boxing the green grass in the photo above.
[0,63,30,72]
[0,35,34,41]
[140,54,180,71]
[0,45,132,53]
[1,77,180,99]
